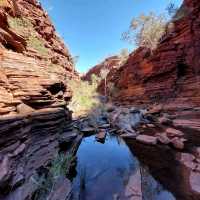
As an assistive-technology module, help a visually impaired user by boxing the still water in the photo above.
[71,134,175,200]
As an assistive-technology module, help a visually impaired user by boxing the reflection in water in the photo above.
[71,134,175,200]
[126,139,200,200]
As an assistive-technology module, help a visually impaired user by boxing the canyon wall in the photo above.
[83,55,121,81]
[0,0,76,199]
[99,0,200,111]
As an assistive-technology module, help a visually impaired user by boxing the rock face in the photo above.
[0,50,72,116]
[83,55,121,81]
[0,0,77,199]
[99,0,200,110]
[0,0,78,78]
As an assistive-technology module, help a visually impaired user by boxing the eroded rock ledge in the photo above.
[0,43,73,200]
[0,0,78,199]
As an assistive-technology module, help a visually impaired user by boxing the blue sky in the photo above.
[40,0,183,73]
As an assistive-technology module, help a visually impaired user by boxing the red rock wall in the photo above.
[102,0,200,111]
[0,1,77,199]
[0,0,77,75]
[0,0,79,115]
[83,55,121,81]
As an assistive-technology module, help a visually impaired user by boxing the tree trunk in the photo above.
[104,78,107,96]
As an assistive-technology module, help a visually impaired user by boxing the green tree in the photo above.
[122,12,167,51]
[166,2,178,17]
[119,48,129,66]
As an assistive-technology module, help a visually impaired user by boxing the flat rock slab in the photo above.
[173,119,200,131]
[136,135,157,145]
[121,133,137,139]
[190,172,200,194]
[165,128,184,137]
[124,169,142,200]
[59,132,78,144]
[98,124,110,129]
[48,176,71,200]
[146,123,156,128]
[81,127,95,134]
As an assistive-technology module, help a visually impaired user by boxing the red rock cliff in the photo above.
[101,0,200,111]
[83,55,121,81]
[0,0,77,76]
[0,1,77,199]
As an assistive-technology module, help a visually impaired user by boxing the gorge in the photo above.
[0,0,200,200]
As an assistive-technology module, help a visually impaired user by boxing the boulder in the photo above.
[180,153,196,170]
[16,103,35,115]
[156,133,171,145]
[105,103,115,112]
[95,130,106,142]
[148,105,162,114]
[158,117,172,125]
[59,132,78,148]
[147,123,156,128]
[171,137,184,150]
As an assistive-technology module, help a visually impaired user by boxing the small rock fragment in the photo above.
[158,117,171,125]
[136,135,157,145]
[171,137,184,150]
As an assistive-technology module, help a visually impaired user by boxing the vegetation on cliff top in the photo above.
[122,12,167,51]
[8,16,49,56]
[122,2,187,51]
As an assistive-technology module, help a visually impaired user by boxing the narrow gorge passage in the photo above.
[1,0,200,200]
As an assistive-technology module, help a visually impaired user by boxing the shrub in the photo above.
[68,79,100,116]
[91,74,101,86]
[31,152,75,200]
[119,48,129,66]
[8,16,33,37]
[8,16,49,56]
[27,35,48,56]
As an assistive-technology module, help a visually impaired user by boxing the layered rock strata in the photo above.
[0,0,78,78]
[98,0,200,111]
[0,0,77,199]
